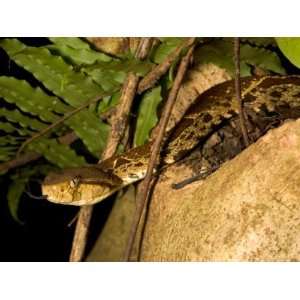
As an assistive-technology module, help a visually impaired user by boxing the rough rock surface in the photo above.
[139,120,300,261]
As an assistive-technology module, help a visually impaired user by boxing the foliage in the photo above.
[134,86,162,146]
[152,38,185,64]
[28,138,86,168]
[0,37,297,222]
[7,164,56,223]
[240,37,276,48]
[82,57,154,91]
[276,38,300,68]
[195,39,285,76]
[47,37,112,65]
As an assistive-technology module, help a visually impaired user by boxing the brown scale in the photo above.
[42,75,300,205]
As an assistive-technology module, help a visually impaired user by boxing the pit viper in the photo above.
[42,75,300,205]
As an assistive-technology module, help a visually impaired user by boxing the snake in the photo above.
[42,75,300,206]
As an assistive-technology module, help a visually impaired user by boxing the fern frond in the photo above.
[0,122,29,135]
[0,108,47,131]
[0,41,111,156]
[195,40,285,76]
[48,37,112,65]
[97,92,121,115]
[28,138,86,168]
[82,58,153,91]
[0,136,20,145]
[50,37,92,49]
[0,136,20,161]
[65,110,109,155]
[0,39,104,107]
[0,146,18,162]
[0,76,68,122]
[153,38,185,64]
[241,44,286,74]
[241,37,276,48]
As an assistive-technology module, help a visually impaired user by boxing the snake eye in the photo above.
[70,176,80,188]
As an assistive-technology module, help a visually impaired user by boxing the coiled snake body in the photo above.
[42,76,300,205]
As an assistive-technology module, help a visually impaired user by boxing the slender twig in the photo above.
[102,38,152,157]
[0,152,40,174]
[101,73,139,158]
[69,38,152,262]
[69,205,93,261]
[137,38,195,94]
[234,37,250,146]
[135,38,154,60]
[16,91,115,157]
[123,39,196,261]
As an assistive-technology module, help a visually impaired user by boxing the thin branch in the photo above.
[137,38,195,94]
[123,39,196,261]
[16,91,115,157]
[101,73,139,158]
[69,38,152,262]
[234,37,250,147]
[68,205,93,261]
[135,38,154,60]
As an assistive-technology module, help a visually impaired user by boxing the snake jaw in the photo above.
[42,159,149,205]
[42,179,122,206]
[41,166,124,205]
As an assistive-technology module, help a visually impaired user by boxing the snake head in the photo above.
[42,166,123,206]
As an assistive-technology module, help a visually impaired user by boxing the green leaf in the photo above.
[0,146,18,162]
[241,44,286,75]
[276,38,300,68]
[153,38,184,64]
[0,136,20,146]
[0,38,104,107]
[49,37,91,50]
[65,109,110,156]
[0,108,47,131]
[7,179,26,224]
[0,42,111,156]
[0,76,68,122]
[48,38,112,65]
[0,122,29,135]
[240,37,276,47]
[0,122,18,133]
[195,40,285,76]
[83,65,125,92]
[195,40,249,75]
[97,91,121,114]
[28,138,87,168]
[83,58,153,91]
[134,86,162,146]
[7,164,56,222]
